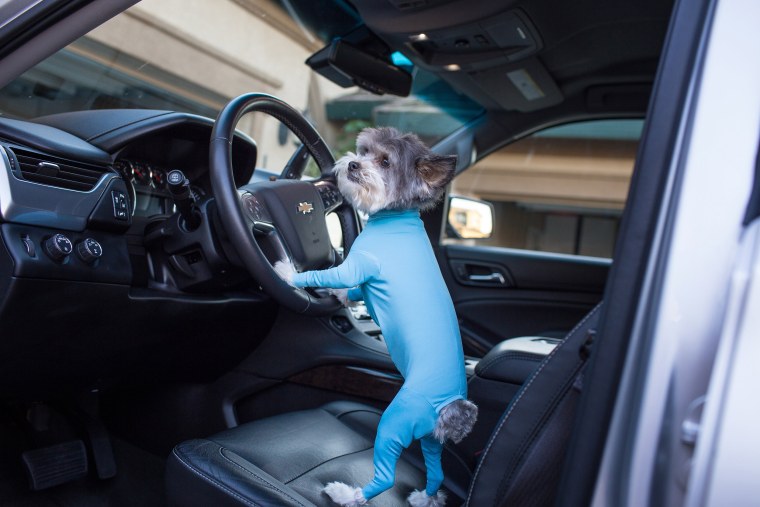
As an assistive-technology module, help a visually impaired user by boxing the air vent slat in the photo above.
[9,148,111,192]
[21,174,93,191]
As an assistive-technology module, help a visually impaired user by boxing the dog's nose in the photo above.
[348,161,359,172]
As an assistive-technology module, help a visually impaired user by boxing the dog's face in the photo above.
[332,127,457,214]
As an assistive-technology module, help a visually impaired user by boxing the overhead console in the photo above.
[406,10,541,71]
[351,0,563,111]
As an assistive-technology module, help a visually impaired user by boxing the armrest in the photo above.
[474,336,560,384]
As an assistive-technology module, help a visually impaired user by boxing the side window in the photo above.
[446,119,643,258]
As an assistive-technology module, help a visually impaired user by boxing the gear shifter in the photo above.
[167,169,201,230]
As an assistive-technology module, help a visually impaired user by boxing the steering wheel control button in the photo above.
[111,190,129,220]
[44,233,73,261]
[318,185,342,210]
[76,238,103,264]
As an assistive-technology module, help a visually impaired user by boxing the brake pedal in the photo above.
[21,440,88,490]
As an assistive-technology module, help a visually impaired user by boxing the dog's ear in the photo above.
[416,154,457,190]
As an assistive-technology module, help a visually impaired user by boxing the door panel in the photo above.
[441,118,640,356]
[440,244,608,356]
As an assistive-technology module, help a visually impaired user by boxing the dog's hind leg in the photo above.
[408,489,447,507]
[359,389,437,501]
[360,410,409,500]
[406,435,447,506]
[323,482,366,506]
[420,435,444,495]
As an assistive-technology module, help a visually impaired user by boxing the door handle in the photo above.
[467,272,506,284]
[450,260,512,286]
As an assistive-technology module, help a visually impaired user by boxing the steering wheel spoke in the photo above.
[237,189,296,267]
[238,190,275,234]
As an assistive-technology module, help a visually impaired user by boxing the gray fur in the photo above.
[408,489,447,507]
[333,127,457,214]
[323,482,366,506]
[433,399,478,444]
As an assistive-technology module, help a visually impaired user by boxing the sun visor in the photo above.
[468,58,563,112]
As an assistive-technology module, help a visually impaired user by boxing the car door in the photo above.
[438,119,641,356]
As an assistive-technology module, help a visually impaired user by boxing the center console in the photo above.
[460,335,561,458]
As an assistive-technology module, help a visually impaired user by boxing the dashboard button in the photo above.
[111,190,129,220]
[44,234,73,261]
[76,238,103,264]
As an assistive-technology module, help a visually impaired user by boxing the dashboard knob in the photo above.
[44,233,73,261]
[76,238,103,264]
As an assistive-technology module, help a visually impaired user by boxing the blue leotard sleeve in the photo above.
[291,249,380,290]
[347,287,364,302]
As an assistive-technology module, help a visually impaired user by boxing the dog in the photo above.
[275,127,477,507]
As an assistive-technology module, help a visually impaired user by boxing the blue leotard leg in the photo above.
[361,389,438,500]
[420,435,444,496]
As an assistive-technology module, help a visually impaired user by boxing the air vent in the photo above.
[8,148,111,192]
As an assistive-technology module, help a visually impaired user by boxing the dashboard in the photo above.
[0,109,269,395]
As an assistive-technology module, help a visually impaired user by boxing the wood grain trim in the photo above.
[288,365,402,402]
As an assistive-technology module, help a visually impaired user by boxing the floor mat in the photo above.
[0,426,166,507]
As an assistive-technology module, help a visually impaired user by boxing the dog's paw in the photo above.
[408,489,447,507]
[273,260,296,287]
[323,482,366,506]
[328,288,358,307]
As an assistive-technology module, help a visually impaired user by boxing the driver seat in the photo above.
[165,304,602,506]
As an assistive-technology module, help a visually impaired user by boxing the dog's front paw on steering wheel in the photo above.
[328,288,358,308]
[273,260,297,287]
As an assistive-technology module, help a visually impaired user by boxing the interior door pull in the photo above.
[468,272,506,284]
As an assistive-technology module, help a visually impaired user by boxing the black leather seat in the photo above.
[166,401,473,506]
[166,304,602,507]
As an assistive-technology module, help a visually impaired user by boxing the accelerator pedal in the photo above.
[22,440,88,490]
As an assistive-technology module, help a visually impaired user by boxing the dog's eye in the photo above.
[381,158,390,167]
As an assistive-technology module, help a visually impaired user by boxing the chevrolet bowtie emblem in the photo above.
[297,202,314,214]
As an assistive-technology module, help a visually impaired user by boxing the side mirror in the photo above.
[446,196,494,239]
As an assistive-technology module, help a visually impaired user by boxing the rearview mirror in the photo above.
[446,196,494,239]
[306,39,412,97]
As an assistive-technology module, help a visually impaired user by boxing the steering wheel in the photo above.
[209,93,360,315]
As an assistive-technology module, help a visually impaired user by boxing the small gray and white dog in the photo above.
[276,127,477,506]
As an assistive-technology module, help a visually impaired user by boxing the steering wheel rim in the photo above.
[209,93,359,315]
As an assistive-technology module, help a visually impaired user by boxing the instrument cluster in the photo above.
[114,159,206,217]
[114,159,169,191]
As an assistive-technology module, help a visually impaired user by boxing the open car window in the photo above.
[446,119,644,259]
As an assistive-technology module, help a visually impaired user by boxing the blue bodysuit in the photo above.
[292,209,467,500]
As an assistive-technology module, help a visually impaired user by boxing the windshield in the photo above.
[0,0,483,174]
